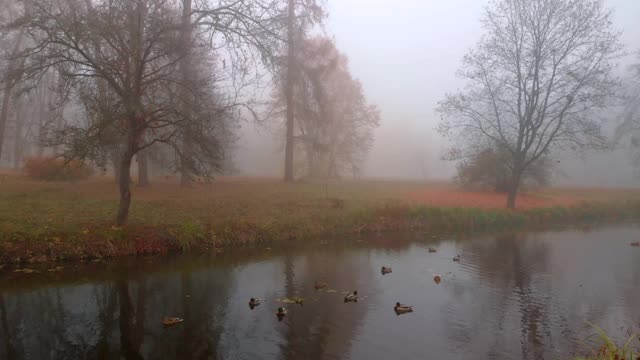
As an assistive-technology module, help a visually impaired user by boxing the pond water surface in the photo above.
[1,225,640,360]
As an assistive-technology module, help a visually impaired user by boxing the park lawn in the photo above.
[2,173,640,263]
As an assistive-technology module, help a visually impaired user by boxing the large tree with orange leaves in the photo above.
[275,37,380,179]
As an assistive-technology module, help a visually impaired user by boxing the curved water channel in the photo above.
[1,224,640,359]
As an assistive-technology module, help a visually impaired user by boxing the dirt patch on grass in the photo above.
[406,186,581,209]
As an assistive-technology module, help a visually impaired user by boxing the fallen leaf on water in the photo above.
[433,275,442,284]
[14,268,38,274]
[281,297,305,304]
[47,266,64,272]
[325,289,337,293]
[162,317,184,327]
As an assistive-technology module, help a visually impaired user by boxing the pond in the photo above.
[1,224,639,359]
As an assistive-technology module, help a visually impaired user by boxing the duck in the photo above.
[314,281,328,290]
[381,266,392,274]
[453,255,461,262]
[162,317,184,327]
[249,297,261,308]
[428,247,437,253]
[344,290,358,302]
[276,307,287,318]
[394,302,413,314]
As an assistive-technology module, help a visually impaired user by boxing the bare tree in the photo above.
[283,0,296,182]
[0,1,26,162]
[15,0,237,224]
[614,55,640,172]
[171,0,313,185]
[178,0,194,187]
[438,0,623,209]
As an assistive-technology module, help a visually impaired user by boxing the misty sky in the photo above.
[235,0,640,186]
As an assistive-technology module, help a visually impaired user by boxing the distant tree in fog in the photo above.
[0,0,26,163]
[438,0,622,209]
[614,55,640,172]
[274,37,380,179]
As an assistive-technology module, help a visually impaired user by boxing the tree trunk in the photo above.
[179,130,193,187]
[506,171,521,210]
[137,150,149,187]
[0,86,13,162]
[0,28,25,161]
[112,150,122,183]
[36,79,48,155]
[283,0,295,182]
[12,98,26,169]
[179,0,194,187]
[115,146,134,225]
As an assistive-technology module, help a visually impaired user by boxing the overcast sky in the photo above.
[235,0,640,185]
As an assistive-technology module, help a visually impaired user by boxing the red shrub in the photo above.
[23,156,93,181]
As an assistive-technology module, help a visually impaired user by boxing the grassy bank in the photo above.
[2,174,640,264]
[574,324,640,360]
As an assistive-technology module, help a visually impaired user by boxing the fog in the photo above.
[234,0,640,186]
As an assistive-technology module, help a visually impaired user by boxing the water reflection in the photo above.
[444,233,554,359]
[1,225,639,359]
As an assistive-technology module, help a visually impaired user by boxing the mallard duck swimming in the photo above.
[394,302,413,314]
[428,247,437,253]
[249,298,261,308]
[162,317,184,327]
[344,290,358,302]
[453,255,461,262]
[381,266,392,274]
[276,307,287,318]
[314,281,328,290]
